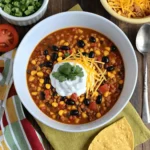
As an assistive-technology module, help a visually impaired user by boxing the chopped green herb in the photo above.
[52,63,84,82]
[0,0,43,17]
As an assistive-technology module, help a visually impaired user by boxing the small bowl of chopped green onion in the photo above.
[0,0,49,26]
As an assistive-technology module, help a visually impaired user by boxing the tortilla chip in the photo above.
[88,117,134,150]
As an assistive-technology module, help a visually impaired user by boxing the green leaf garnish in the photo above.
[52,63,84,82]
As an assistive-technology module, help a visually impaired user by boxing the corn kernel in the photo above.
[52,102,58,107]
[67,106,71,110]
[87,43,90,47]
[31,70,37,76]
[52,115,56,119]
[75,118,80,124]
[39,103,45,108]
[93,91,99,97]
[58,52,63,57]
[46,55,50,61]
[45,84,51,89]
[60,101,65,105]
[104,50,109,56]
[83,40,87,44]
[108,72,114,78]
[39,79,44,84]
[78,29,83,34]
[90,48,93,51]
[31,92,37,96]
[98,43,101,47]
[57,57,63,62]
[105,47,111,51]
[96,112,101,118]
[31,60,36,65]
[100,37,104,41]
[72,106,76,110]
[111,59,116,64]
[119,80,124,84]
[37,66,41,71]
[39,83,43,87]
[37,72,44,77]
[79,97,84,102]
[37,87,41,92]
[112,71,117,75]
[104,91,110,97]
[96,38,99,42]
[64,42,69,46]
[29,76,35,82]
[59,40,65,45]
[79,48,84,53]
[58,110,64,116]
[85,49,90,53]
[95,50,101,56]
[82,112,88,118]
[63,110,67,114]
[74,35,78,39]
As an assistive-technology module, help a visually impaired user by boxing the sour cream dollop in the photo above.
[50,62,87,96]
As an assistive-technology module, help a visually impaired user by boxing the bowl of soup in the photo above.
[13,11,138,132]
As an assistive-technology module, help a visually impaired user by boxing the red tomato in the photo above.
[99,84,110,94]
[97,56,102,61]
[89,102,97,111]
[71,93,78,101]
[0,24,19,52]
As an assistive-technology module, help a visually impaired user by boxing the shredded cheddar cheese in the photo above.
[108,0,150,18]
[59,52,107,98]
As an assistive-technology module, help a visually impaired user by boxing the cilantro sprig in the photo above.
[52,63,84,82]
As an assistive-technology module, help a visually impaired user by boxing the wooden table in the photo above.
[0,0,150,149]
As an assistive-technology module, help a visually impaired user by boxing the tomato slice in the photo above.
[71,93,78,101]
[99,84,110,94]
[0,24,19,52]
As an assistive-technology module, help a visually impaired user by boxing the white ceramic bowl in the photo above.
[13,12,138,132]
[0,0,49,26]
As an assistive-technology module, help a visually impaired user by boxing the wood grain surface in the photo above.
[0,0,150,149]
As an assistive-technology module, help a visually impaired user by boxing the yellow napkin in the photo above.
[36,4,150,150]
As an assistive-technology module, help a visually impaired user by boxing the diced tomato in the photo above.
[0,24,19,52]
[109,52,116,59]
[99,84,110,94]
[91,43,97,47]
[69,49,73,54]
[58,103,65,109]
[40,106,47,112]
[71,93,78,101]
[44,90,50,99]
[89,102,97,111]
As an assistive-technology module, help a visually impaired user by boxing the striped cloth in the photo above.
[0,50,45,150]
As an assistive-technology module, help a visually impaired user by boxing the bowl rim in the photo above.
[100,0,150,24]
[13,11,138,132]
[0,0,49,21]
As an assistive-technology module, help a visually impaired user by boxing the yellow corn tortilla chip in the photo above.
[88,117,134,150]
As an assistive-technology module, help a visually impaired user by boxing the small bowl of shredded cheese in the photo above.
[101,0,150,24]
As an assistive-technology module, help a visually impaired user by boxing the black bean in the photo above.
[77,40,85,48]
[111,45,117,51]
[60,46,70,50]
[52,45,59,51]
[40,92,45,100]
[82,52,87,56]
[44,61,53,68]
[66,99,75,105]
[70,110,79,116]
[60,96,66,101]
[83,99,90,106]
[40,63,45,68]
[107,66,115,71]
[43,50,49,55]
[44,76,50,84]
[53,91,57,96]
[89,36,96,43]
[89,51,95,58]
[119,84,123,90]
[96,95,102,104]
[52,53,58,61]
[102,56,109,63]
